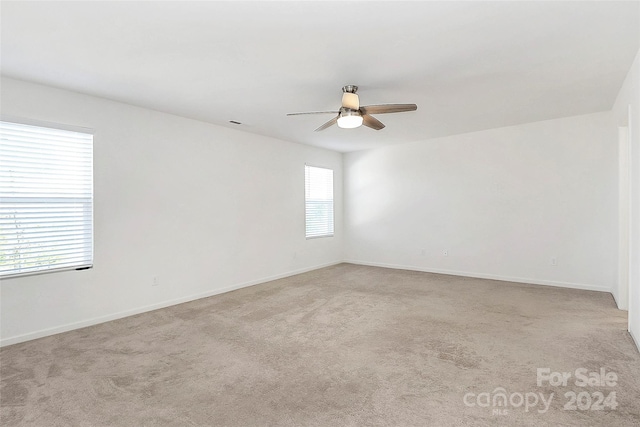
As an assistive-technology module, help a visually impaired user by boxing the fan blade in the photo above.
[315,116,338,131]
[341,92,359,110]
[360,104,417,114]
[362,114,385,130]
[287,111,339,116]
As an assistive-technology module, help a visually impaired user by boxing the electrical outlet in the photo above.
[551,258,557,266]
[152,276,160,286]
[443,249,448,256]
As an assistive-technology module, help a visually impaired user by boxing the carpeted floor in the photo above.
[1,263,639,426]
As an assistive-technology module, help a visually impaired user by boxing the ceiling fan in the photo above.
[287,85,417,131]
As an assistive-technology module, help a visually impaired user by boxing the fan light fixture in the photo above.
[337,109,363,129]
[286,84,417,132]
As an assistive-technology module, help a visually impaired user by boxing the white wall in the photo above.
[612,49,640,350]
[344,112,618,292]
[0,77,343,346]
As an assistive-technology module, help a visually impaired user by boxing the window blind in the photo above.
[305,165,334,238]
[0,121,93,278]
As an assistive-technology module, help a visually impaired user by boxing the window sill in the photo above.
[0,265,93,280]
[306,234,334,240]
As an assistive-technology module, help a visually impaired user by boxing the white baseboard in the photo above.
[1,259,616,347]
[0,261,341,347]
[611,285,630,311]
[630,329,640,354]
[611,291,630,311]
[612,291,620,308]
[344,259,612,293]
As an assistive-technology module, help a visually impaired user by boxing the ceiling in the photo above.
[1,1,638,152]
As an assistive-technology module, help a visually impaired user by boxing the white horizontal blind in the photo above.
[305,165,334,238]
[0,121,93,278]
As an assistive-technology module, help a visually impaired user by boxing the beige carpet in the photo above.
[1,263,639,426]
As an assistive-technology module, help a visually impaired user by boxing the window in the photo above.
[0,121,93,278]
[305,165,334,238]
